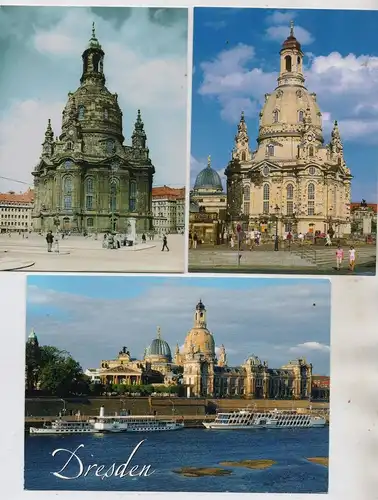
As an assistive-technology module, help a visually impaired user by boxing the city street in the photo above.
[0,233,184,272]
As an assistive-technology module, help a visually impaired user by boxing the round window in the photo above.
[262,166,270,177]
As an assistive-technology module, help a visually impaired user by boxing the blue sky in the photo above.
[26,275,331,375]
[0,6,188,192]
[191,8,378,202]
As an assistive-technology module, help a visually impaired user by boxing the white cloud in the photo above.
[0,7,187,192]
[266,25,314,45]
[197,42,378,143]
[265,11,297,26]
[290,342,330,353]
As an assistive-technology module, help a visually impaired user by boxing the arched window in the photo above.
[87,217,94,227]
[106,139,114,154]
[267,144,274,156]
[297,56,301,65]
[285,55,292,72]
[241,151,246,161]
[263,183,270,214]
[298,110,304,122]
[309,146,314,157]
[273,110,279,123]
[104,109,109,120]
[85,177,94,210]
[63,176,72,211]
[286,183,294,215]
[78,105,85,120]
[243,185,250,215]
[307,183,315,216]
[66,142,73,150]
[129,181,137,212]
[110,179,117,212]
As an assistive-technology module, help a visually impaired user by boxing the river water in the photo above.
[24,427,328,493]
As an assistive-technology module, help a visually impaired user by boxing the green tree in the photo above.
[25,343,89,397]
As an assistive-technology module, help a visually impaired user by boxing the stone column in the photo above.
[363,215,372,235]
[127,217,137,243]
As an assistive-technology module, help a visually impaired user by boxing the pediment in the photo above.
[249,160,281,173]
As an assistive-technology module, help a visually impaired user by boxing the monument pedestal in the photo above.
[126,217,137,245]
[363,216,372,235]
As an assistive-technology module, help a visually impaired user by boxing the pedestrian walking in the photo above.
[193,232,198,249]
[287,231,293,249]
[189,231,193,249]
[335,245,344,270]
[142,233,146,243]
[348,246,356,272]
[53,235,60,253]
[230,235,235,249]
[161,234,169,251]
[325,234,332,246]
[298,232,304,245]
[46,230,54,252]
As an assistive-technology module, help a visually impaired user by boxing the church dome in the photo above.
[184,328,215,356]
[145,328,172,362]
[194,156,223,192]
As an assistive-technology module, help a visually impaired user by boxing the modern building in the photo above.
[152,186,185,235]
[0,189,34,233]
[93,300,313,399]
[32,24,155,234]
[190,156,227,243]
[225,22,352,237]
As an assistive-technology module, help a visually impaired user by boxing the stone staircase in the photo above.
[292,245,376,270]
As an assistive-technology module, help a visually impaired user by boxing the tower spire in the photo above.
[207,155,211,168]
[157,326,161,339]
[132,109,147,150]
[232,110,250,162]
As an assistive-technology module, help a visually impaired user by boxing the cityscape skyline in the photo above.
[191,8,378,202]
[0,6,188,192]
[26,275,331,375]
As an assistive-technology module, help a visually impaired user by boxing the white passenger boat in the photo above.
[203,408,326,429]
[89,406,185,433]
[29,419,99,435]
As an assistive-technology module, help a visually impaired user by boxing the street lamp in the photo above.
[274,204,279,251]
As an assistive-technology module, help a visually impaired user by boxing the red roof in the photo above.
[350,202,377,213]
[312,375,330,388]
[152,186,185,200]
[0,188,34,204]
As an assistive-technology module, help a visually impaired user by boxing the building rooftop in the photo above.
[152,186,185,200]
[0,188,34,204]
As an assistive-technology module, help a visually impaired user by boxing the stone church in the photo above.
[226,22,352,237]
[32,24,155,233]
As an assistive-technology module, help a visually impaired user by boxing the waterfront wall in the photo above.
[25,397,328,418]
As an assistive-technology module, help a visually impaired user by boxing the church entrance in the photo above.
[63,217,70,231]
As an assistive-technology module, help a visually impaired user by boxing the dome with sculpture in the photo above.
[144,327,172,362]
[194,155,223,192]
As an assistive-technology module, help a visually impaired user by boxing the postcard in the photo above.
[25,274,330,493]
[189,8,377,276]
[0,6,188,273]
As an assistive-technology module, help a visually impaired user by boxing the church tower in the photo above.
[277,21,305,87]
[41,119,55,158]
[81,22,105,86]
[232,111,252,162]
[194,299,207,328]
